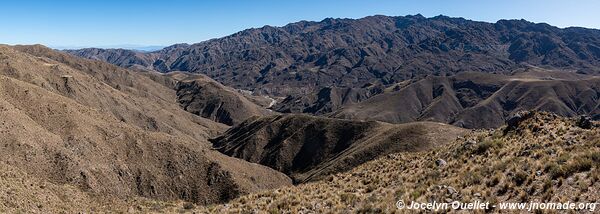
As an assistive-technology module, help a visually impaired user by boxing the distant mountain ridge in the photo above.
[56,45,165,52]
[331,69,600,128]
[67,14,600,96]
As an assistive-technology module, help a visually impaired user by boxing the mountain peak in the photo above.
[67,14,600,97]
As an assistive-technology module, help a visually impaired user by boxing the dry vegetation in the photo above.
[1,43,598,213]
[213,114,466,183]
[190,112,599,213]
[0,45,292,213]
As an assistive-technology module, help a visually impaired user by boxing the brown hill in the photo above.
[271,85,384,115]
[12,45,226,141]
[211,114,466,183]
[164,72,273,125]
[333,70,600,128]
[199,112,600,213]
[68,15,600,97]
[62,47,157,70]
[0,45,291,212]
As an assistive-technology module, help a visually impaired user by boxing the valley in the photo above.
[1,10,599,213]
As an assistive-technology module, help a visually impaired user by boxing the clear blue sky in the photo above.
[1,0,599,48]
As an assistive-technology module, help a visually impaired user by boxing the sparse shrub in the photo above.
[568,157,592,173]
[497,182,509,195]
[586,151,600,164]
[424,170,441,181]
[592,138,600,147]
[545,162,564,179]
[518,190,528,202]
[542,190,553,202]
[183,202,195,210]
[542,179,552,193]
[544,156,592,180]
[487,174,500,187]
[475,141,492,154]
[513,171,528,186]
[474,139,502,155]
[464,171,483,186]
[493,160,509,171]
[365,184,376,193]
[591,169,599,184]
[267,207,280,214]
[356,205,383,214]
[578,181,588,192]
[410,187,426,200]
[340,193,358,204]
[558,153,571,163]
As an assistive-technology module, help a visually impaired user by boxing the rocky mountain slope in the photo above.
[195,112,600,213]
[165,72,273,125]
[211,114,466,183]
[271,84,385,115]
[0,45,291,212]
[63,47,157,70]
[332,69,600,128]
[22,111,595,213]
[68,15,600,96]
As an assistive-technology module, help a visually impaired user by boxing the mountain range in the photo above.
[57,45,165,52]
[1,14,599,212]
[67,15,600,128]
[0,44,466,212]
[68,14,600,97]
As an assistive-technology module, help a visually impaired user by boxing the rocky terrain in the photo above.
[212,114,466,183]
[68,15,600,97]
[3,13,600,213]
[195,112,600,213]
[63,47,157,71]
[0,45,292,212]
[65,15,600,130]
[165,72,273,125]
[332,68,600,128]
[271,85,385,115]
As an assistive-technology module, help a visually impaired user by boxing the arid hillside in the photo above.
[165,72,273,125]
[212,114,466,183]
[332,69,600,128]
[0,45,292,212]
[20,111,595,213]
[196,112,600,213]
[272,85,385,115]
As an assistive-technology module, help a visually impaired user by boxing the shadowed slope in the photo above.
[165,72,273,125]
[211,114,466,183]
[200,112,600,213]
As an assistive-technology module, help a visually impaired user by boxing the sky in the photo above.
[1,0,599,48]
